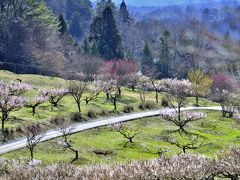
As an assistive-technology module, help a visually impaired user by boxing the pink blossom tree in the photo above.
[0,81,31,139]
[25,95,49,116]
[41,88,68,109]
[211,74,238,117]
[98,60,139,96]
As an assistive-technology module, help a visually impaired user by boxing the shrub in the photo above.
[87,109,98,118]
[98,109,109,117]
[139,102,156,110]
[70,113,86,122]
[161,96,169,107]
[16,126,25,133]
[123,105,134,113]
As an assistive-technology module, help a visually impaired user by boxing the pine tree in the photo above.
[69,12,82,41]
[89,6,123,60]
[141,42,154,75]
[96,0,116,16]
[119,0,130,23]
[58,14,67,35]
[158,30,172,78]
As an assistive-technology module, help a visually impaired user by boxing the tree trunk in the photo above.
[178,105,181,122]
[155,90,159,104]
[196,95,199,107]
[118,87,122,97]
[30,148,34,160]
[114,99,117,111]
[1,113,5,135]
[77,102,81,112]
[106,93,109,100]
[131,85,135,91]
[32,106,36,116]
[183,147,186,154]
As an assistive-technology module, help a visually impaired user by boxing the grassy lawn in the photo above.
[0,70,218,133]
[2,110,239,166]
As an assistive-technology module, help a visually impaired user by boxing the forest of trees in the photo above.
[0,0,239,79]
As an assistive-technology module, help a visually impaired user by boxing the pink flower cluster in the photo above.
[0,81,31,110]
[41,88,68,97]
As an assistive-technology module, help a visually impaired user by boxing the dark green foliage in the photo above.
[58,14,67,35]
[157,31,173,78]
[45,0,92,41]
[96,0,116,16]
[119,0,130,23]
[89,7,123,60]
[69,12,82,40]
[141,42,155,75]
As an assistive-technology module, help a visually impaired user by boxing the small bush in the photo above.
[139,102,156,110]
[98,109,109,117]
[70,113,86,122]
[161,96,169,107]
[16,126,25,133]
[123,105,134,113]
[87,109,98,118]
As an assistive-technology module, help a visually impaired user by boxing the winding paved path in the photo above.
[0,106,222,155]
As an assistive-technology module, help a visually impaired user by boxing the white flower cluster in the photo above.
[2,147,240,179]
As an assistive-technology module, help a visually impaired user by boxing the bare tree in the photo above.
[111,123,141,148]
[137,76,150,104]
[51,117,79,163]
[109,86,121,111]
[24,124,43,160]
[166,135,206,154]
[142,144,170,158]
[69,81,87,112]
[84,81,103,105]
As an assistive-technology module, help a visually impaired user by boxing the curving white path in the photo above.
[0,106,222,155]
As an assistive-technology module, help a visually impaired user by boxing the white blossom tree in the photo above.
[84,81,103,105]
[160,79,192,116]
[159,109,206,133]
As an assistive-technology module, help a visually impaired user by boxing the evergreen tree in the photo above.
[141,42,154,75]
[58,14,67,35]
[158,30,172,78]
[89,7,123,60]
[96,0,116,16]
[119,0,130,23]
[69,12,82,41]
